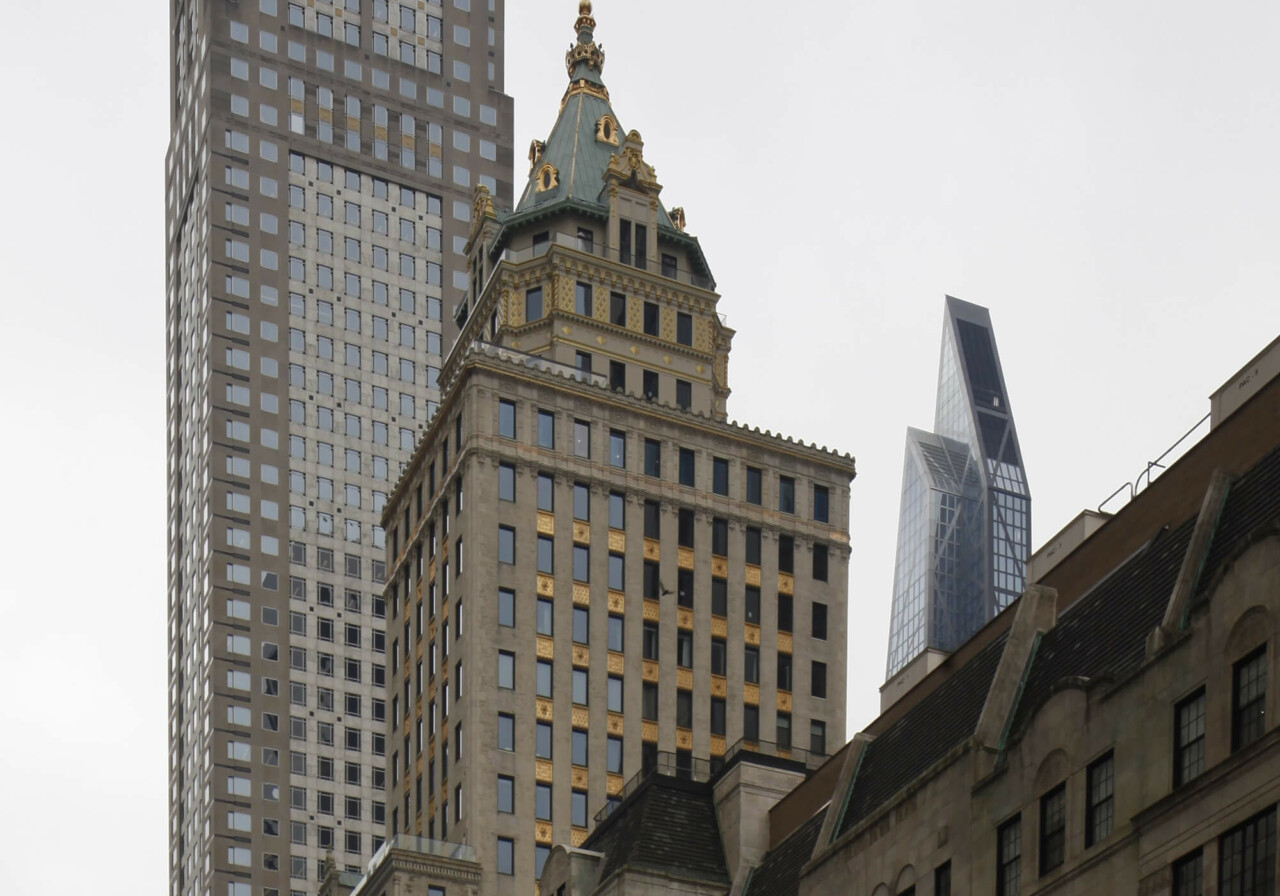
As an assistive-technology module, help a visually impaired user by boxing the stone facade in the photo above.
[374,4,855,893]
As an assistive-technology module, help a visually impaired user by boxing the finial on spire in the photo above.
[566,0,605,81]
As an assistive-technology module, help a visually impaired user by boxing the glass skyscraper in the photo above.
[885,297,1030,678]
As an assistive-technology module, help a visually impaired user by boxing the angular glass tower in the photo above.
[885,297,1030,678]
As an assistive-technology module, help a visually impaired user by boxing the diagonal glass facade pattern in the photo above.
[886,298,1030,678]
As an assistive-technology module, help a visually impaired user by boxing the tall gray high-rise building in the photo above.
[884,297,1030,681]
[164,1,513,894]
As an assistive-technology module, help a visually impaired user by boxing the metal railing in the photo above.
[1097,411,1212,514]
[721,737,828,771]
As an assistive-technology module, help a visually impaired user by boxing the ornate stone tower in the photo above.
[380,4,855,891]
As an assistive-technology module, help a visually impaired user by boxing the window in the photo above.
[538,474,555,513]
[1219,807,1276,896]
[676,311,692,345]
[525,286,543,321]
[537,536,554,574]
[1174,688,1206,786]
[997,816,1021,896]
[712,457,729,496]
[777,653,792,691]
[643,301,659,336]
[712,579,727,616]
[496,775,514,813]
[497,651,514,689]
[538,410,555,449]
[497,526,514,564]
[608,615,624,652]
[574,420,591,458]
[574,483,590,521]
[609,554,624,591]
[537,661,553,698]
[811,661,827,698]
[1172,850,1203,896]
[677,630,693,668]
[812,602,828,639]
[610,292,626,325]
[746,467,762,504]
[642,369,659,401]
[610,430,627,468]
[572,789,588,828]
[744,646,760,684]
[535,783,552,820]
[810,720,826,755]
[536,721,553,758]
[813,484,830,522]
[710,697,726,735]
[778,476,795,513]
[678,447,694,484]
[779,535,795,574]
[575,281,591,315]
[644,500,660,539]
[743,704,759,742]
[813,544,829,582]
[677,569,693,608]
[607,675,623,712]
[498,463,515,501]
[745,586,760,623]
[678,508,695,548]
[498,588,515,627]
[1232,646,1267,752]
[1085,752,1114,847]
[642,682,658,721]
[643,622,659,660]
[776,711,791,749]
[572,728,588,766]
[711,518,729,557]
[676,379,692,410]
[778,593,794,632]
[677,690,693,728]
[935,862,952,896]
[496,838,514,875]
[573,607,590,644]
[498,399,515,439]
[537,599,554,636]
[711,638,727,676]
[1039,784,1066,874]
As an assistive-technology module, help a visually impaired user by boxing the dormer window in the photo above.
[536,163,559,193]
[596,114,618,145]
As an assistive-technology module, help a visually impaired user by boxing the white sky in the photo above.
[0,1,1277,892]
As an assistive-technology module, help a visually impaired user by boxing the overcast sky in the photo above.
[1,1,1277,892]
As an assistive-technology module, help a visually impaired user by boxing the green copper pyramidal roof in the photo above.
[513,2,674,230]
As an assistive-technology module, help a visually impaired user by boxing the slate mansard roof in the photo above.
[837,443,1280,841]
[580,774,730,887]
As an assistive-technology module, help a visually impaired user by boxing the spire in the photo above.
[564,0,607,96]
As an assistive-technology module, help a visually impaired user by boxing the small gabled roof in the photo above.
[744,808,827,896]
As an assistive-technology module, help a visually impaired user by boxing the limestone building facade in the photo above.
[377,3,855,891]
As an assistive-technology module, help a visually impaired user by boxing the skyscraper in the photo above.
[884,297,1030,681]
[164,1,513,893]
[376,3,854,890]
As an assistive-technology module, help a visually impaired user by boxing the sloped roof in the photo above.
[836,631,1007,839]
[744,808,827,896]
[582,774,730,886]
[511,2,674,228]
[835,444,1280,844]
